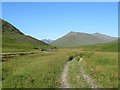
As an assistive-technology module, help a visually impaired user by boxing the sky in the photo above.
[1,0,119,2]
[2,2,118,40]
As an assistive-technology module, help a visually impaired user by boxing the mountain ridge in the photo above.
[51,31,117,47]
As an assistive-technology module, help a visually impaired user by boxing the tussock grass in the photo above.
[67,51,118,88]
[68,58,91,88]
[2,48,118,88]
[82,52,118,88]
[2,50,70,88]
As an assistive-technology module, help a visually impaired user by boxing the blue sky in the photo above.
[2,2,118,40]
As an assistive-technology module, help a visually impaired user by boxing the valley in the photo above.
[1,19,118,88]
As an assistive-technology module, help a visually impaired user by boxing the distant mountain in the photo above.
[2,19,49,50]
[42,39,54,44]
[51,31,117,47]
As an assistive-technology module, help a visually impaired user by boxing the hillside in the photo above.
[2,19,50,51]
[92,32,116,42]
[80,40,118,52]
[51,31,117,47]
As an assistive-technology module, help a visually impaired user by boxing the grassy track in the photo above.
[68,58,91,88]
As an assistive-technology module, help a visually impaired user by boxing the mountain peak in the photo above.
[69,31,75,33]
[68,31,80,35]
[93,32,101,35]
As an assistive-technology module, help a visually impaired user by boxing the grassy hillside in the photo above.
[51,31,117,47]
[92,32,117,42]
[79,40,118,52]
[2,19,53,52]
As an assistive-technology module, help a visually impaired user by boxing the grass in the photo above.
[79,40,118,52]
[82,52,118,88]
[2,50,73,88]
[2,49,118,88]
[68,57,91,88]
[66,50,118,88]
[2,36,119,88]
[2,32,54,52]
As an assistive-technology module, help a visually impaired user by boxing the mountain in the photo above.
[51,31,117,47]
[42,39,54,44]
[92,32,116,42]
[1,19,49,50]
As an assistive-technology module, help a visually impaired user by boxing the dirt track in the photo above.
[61,57,101,88]
[61,61,71,88]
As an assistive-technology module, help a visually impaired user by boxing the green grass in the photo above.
[2,32,53,52]
[68,57,91,88]
[2,50,73,88]
[66,51,118,88]
[82,52,118,88]
[79,40,118,52]
[2,49,118,88]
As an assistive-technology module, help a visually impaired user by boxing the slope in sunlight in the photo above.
[51,31,117,47]
[1,19,49,50]
[79,40,118,52]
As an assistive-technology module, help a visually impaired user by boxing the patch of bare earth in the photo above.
[61,60,73,88]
